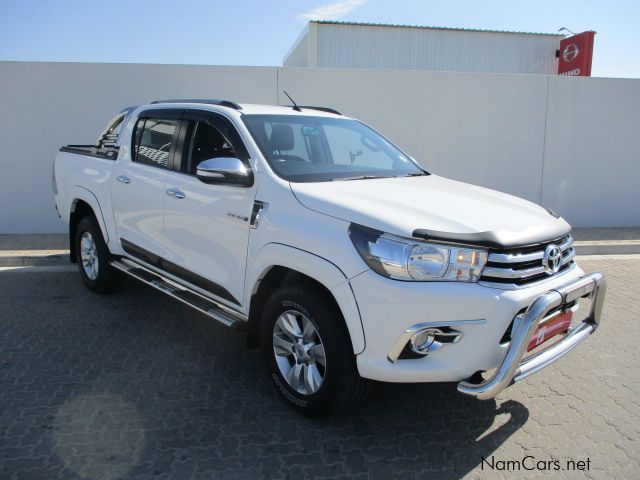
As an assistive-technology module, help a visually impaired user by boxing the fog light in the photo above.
[410,329,438,355]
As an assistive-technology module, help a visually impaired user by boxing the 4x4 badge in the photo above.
[227,212,248,222]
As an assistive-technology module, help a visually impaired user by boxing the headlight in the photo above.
[348,223,488,282]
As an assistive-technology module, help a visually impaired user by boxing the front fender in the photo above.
[246,243,366,354]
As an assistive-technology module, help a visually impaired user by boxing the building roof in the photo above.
[309,20,564,37]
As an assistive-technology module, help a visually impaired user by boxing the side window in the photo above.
[133,118,179,168]
[187,121,238,174]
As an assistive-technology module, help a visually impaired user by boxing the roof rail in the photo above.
[299,106,342,115]
[151,99,243,110]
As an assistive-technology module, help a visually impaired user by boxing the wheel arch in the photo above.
[68,188,110,263]
[246,244,365,354]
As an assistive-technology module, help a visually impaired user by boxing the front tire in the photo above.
[261,283,369,417]
[75,216,122,293]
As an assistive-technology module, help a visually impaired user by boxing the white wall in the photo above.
[542,76,640,227]
[0,62,277,233]
[0,61,638,233]
[278,68,549,203]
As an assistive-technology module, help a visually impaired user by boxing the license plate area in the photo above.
[527,310,573,352]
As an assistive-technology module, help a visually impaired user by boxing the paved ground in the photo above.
[0,235,68,251]
[0,257,639,480]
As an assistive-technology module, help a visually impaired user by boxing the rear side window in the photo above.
[132,118,179,168]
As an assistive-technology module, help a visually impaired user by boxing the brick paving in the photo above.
[0,257,638,479]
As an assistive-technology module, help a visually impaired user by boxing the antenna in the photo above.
[283,91,302,112]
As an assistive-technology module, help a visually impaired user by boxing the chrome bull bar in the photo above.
[458,272,606,400]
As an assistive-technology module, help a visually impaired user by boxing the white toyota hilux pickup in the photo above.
[53,99,606,417]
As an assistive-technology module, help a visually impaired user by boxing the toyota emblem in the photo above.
[543,244,563,274]
[562,43,579,63]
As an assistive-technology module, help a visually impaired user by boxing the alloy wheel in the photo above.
[80,231,99,280]
[272,310,327,395]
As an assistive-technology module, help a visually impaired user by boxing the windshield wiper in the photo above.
[339,169,427,181]
[342,175,386,181]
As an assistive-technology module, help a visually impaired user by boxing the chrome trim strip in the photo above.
[486,235,572,264]
[482,264,547,279]
[479,261,577,291]
[387,319,486,364]
[457,272,606,400]
[562,247,576,264]
[488,250,544,264]
[560,235,573,250]
[111,258,247,327]
[482,250,574,280]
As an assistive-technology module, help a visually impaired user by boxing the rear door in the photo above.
[161,110,257,307]
[111,109,182,261]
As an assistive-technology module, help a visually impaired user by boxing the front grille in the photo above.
[479,235,575,289]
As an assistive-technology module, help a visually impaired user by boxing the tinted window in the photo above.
[133,118,178,168]
[186,122,237,174]
[242,115,425,182]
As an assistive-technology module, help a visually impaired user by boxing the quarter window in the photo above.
[133,118,179,168]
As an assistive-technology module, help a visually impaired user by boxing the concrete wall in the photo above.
[0,61,638,233]
[541,77,640,227]
[0,62,277,234]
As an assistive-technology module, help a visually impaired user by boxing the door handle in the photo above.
[165,188,185,199]
[116,175,131,184]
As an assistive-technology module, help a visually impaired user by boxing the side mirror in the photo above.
[196,157,253,186]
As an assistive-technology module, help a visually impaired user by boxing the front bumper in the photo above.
[350,265,605,392]
[457,272,606,399]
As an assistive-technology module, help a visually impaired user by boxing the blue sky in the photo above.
[1,0,638,78]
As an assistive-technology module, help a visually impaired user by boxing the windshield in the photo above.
[242,114,426,182]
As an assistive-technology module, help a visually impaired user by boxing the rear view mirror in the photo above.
[196,158,253,187]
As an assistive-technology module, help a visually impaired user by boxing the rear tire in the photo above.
[260,283,369,418]
[75,216,122,293]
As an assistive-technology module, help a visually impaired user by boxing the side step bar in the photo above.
[110,258,247,328]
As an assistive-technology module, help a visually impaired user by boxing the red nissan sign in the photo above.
[557,31,596,76]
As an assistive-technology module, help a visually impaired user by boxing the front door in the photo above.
[111,109,182,260]
[161,110,257,307]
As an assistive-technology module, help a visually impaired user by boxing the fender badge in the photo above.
[227,212,249,222]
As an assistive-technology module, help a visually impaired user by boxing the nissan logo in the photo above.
[543,244,563,274]
[562,43,579,63]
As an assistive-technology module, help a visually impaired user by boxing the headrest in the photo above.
[270,124,294,151]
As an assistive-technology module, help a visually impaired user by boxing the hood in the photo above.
[290,175,571,248]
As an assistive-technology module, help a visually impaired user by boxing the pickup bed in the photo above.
[53,99,606,417]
